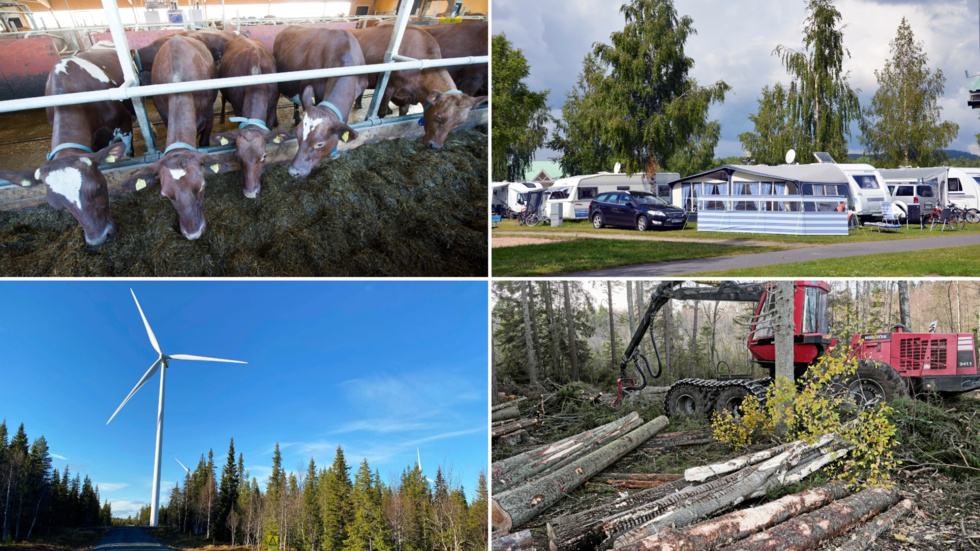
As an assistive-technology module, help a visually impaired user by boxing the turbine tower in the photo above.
[107,289,246,527]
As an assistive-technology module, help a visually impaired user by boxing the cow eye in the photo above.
[314,142,325,149]
[261,154,267,162]
[436,114,443,122]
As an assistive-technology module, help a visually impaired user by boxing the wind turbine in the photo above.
[416,448,435,484]
[106,289,246,527]
[175,458,191,475]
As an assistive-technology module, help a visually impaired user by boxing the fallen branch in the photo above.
[623,481,852,550]
[492,416,670,532]
[715,487,899,551]
[836,498,914,551]
[492,529,534,551]
[493,413,643,493]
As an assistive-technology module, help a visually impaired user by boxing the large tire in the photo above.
[665,384,708,417]
[592,212,605,229]
[713,385,754,417]
[841,361,907,407]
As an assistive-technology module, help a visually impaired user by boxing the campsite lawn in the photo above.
[690,244,980,277]
[493,218,980,244]
[492,238,785,276]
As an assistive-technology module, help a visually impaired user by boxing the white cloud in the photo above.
[401,426,486,447]
[50,453,67,461]
[107,499,145,518]
[96,482,128,492]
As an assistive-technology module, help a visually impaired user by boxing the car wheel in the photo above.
[636,215,649,231]
[592,212,605,229]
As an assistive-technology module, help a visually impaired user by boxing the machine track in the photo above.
[663,377,771,417]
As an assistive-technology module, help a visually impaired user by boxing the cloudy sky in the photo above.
[494,0,980,162]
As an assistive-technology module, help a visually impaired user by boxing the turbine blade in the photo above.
[417,448,422,470]
[131,289,161,354]
[106,358,161,425]
[169,354,246,364]
[175,458,190,474]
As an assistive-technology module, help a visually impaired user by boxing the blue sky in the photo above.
[495,0,980,162]
[0,281,488,518]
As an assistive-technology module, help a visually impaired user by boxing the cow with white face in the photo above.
[0,43,133,246]
[0,142,127,246]
[288,85,358,180]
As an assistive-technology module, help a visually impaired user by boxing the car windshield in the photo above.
[632,194,668,206]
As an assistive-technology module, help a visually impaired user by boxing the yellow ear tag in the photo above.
[211,163,220,173]
[272,136,281,144]
[342,131,350,143]
[106,154,115,163]
[135,179,146,190]
[219,137,229,145]
[21,180,30,186]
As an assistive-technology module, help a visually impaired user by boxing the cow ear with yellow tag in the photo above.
[94,141,128,166]
[121,165,161,192]
[335,125,358,145]
[266,132,290,146]
[212,132,236,147]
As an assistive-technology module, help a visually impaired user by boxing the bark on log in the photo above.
[493,413,644,493]
[492,529,534,551]
[493,419,539,438]
[715,487,899,551]
[625,481,852,550]
[614,441,811,548]
[547,478,691,551]
[493,397,528,412]
[836,498,914,551]
[684,434,835,483]
[493,405,522,422]
[605,474,685,482]
[492,416,670,532]
[501,430,527,447]
[606,480,683,490]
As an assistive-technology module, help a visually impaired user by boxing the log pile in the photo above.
[492,397,535,445]
[603,473,684,489]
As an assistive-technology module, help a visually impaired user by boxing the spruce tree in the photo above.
[216,438,239,542]
[343,460,389,551]
[301,458,320,551]
[399,465,432,551]
[467,472,488,550]
[320,446,352,551]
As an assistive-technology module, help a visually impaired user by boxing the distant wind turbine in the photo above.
[417,448,436,484]
[175,458,191,475]
[106,289,246,527]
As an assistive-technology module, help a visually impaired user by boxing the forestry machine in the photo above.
[618,281,980,417]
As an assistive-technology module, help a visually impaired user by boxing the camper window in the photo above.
[852,175,880,189]
[578,187,598,200]
[950,178,962,192]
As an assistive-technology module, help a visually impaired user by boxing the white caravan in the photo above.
[879,167,980,212]
[543,172,680,221]
[491,182,543,217]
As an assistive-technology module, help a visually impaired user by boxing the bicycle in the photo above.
[517,208,542,227]
[928,203,967,231]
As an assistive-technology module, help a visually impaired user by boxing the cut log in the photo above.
[613,441,811,549]
[493,397,528,412]
[493,419,539,438]
[492,529,534,551]
[605,480,681,490]
[836,498,914,551]
[714,487,899,551]
[547,478,690,551]
[493,405,521,422]
[684,434,835,483]
[604,473,685,482]
[625,480,852,550]
[500,430,527,447]
[492,416,670,532]
[493,413,644,493]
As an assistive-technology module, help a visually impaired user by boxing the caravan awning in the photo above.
[672,164,849,186]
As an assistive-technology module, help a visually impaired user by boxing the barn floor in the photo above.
[0,126,487,277]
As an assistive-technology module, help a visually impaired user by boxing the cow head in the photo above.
[121,150,233,240]
[288,85,357,180]
[0,142,127,246]
[421,90,487,149]
[213,127,289,198]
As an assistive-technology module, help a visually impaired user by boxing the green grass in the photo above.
[494,217,980,244]
[492,238,785,276]
[691,244,980,276]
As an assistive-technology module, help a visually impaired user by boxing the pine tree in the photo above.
[320,446,352,551]
[216,438,239,542]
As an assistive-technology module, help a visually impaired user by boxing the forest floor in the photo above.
[1,527,109,551]
[493,384,980,550]
[147,527,249,551]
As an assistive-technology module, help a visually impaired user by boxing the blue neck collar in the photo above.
[229,117,270,132]
[318,100,344,121]
[164,142,199,155]
[47,142,93,161]
[419,90,462,126]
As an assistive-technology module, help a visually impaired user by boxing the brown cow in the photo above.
[421,21,487,97]
[211,36,288,198]
[352,25,486,149]
[274,26,365,180]
[134,29,236,84]
[122,35,232,240]
[0,42,130,246]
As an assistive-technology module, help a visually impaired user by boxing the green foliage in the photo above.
[491,33,552,181]
[215,438,238,542]
[552,0,729,177]
[859,18,958,167]
[321,446,352,551]
[771,0,861,161]
[739,83,804,165]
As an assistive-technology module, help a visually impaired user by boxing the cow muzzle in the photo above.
[288,165,310,180]
[84,220,117,247]
[182,220,206,241]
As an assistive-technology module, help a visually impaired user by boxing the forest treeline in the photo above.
[492,281,980,394]
[131,439,487,551]
[0,420,111,542]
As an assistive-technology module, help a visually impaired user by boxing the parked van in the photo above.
[879,167,980,213]
[491,182,543,217]
[543,172,680,221]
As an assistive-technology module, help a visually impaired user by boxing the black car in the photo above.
[588,191,687,231]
